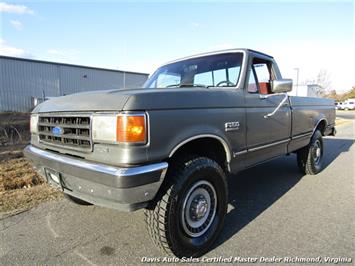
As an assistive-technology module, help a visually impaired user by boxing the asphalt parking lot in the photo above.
[0,113,354,265]
[336,109,355,120]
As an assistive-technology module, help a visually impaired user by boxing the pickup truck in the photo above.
[342,99,355,110]
[25,49,336,258]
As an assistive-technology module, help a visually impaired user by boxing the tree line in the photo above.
[324,86,355,102]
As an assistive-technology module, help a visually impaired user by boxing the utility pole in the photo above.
[294,68,299,96]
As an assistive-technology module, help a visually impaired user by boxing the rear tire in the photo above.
[145,155,227,258]
[64,194,93,205]
[297,130,324,175]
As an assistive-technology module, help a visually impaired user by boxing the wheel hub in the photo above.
[181,180,217,237]
[313,140,322,164]
[190,195,208,221]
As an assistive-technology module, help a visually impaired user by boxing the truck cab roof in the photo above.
[163,48,273,66]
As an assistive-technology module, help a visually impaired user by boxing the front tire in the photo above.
[297,130,324,175]
[145,156,227,258]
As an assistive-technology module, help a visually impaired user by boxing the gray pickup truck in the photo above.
[25,49,336,258]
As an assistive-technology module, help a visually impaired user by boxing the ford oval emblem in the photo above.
[52,126,63,136]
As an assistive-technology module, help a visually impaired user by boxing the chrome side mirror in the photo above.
[271,79,293,93]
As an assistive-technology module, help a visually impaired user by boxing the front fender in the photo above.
[147,109,234,163]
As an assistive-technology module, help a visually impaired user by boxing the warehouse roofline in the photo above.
[0,55,149,76]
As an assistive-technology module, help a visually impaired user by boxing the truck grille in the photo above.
[38,114,92,152]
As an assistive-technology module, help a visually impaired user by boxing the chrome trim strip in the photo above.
[248,139,290,152]
[229,132,315,157]
[233,150,247,157]
[237,50,247,88]
[26,146,168,178]
[36,112,93,116]
[291,132,312,140]
[168,134,232,163]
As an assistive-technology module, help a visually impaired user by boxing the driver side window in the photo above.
[247,58,274,94]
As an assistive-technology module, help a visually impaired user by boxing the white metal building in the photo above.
[288,84,321,97]
[0,56,148,112]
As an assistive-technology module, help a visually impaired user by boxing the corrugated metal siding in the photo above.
[0,57,148,112]
[123,72,148,88]
[60,66,124,95]
[1,58,60,112]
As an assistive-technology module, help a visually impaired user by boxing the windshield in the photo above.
[143,53,243,88]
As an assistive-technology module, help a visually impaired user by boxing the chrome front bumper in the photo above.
[24,145,168,211]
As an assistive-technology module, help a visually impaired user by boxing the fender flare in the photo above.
[168,134,232,164]
[313,118,328,136]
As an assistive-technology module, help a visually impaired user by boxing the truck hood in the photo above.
[33,87,240,113]
[33,89,131,113]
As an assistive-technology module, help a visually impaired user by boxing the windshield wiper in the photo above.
[165,83,208,88]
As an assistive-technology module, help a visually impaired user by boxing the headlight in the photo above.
[92,113,147,144]
[30,114,39,134]
[92,114,117,143]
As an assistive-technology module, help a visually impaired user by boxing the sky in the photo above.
[0,0,354,92]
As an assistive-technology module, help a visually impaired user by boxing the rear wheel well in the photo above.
[315,119,327,135]
[168,137,228,172]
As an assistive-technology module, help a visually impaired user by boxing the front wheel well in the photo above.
[168,137,229,172]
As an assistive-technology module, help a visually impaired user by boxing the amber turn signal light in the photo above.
[116,115,146,143]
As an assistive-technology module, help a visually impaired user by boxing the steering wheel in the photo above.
[216,80,235,87]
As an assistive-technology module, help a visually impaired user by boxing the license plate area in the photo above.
[44,168,63,189]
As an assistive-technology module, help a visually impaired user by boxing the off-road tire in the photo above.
[297,130,324,175]
[64,194,93,205]
[144,155,228,258]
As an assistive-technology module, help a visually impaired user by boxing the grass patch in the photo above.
[335,118,351,127]
[0,112,30,152]
[0,112,62,216]
[0,152,62,216]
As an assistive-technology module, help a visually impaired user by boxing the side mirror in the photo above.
[271,79,293,93]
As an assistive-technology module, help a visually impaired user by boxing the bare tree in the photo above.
[315,69,332,96]
[326,90,338,100]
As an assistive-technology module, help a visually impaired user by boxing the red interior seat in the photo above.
[259,82,271,94]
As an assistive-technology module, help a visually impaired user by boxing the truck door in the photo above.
[244,57,291,166]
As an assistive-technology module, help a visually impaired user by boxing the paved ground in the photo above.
[336,110,355,120]
[1,115,354,265]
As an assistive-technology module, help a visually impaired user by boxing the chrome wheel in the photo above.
[313,139,322,165]
[181,180,217,237]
